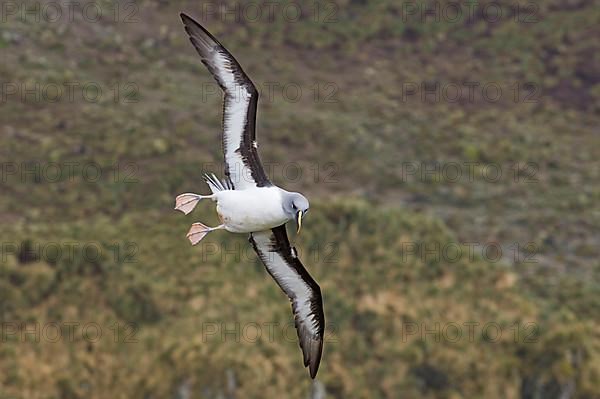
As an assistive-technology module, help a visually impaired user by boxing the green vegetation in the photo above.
[1,0,598,397]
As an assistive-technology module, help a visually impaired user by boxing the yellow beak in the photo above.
[296,210,303,234]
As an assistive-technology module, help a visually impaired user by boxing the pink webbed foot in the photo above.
[175,193,210,215]
[186,223,224,245]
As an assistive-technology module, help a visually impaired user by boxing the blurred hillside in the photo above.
[0,0,599,398]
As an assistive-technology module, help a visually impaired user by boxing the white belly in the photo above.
[215,187,289,233]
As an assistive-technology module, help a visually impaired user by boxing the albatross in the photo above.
[174,13,324,379]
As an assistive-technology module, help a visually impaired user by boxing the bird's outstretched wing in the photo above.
[249,225,325,378]
[180,13,271,190]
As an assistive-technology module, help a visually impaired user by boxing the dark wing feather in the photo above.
[180,13,271,189]
[249,225,325,378]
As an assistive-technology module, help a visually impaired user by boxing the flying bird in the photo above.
[175,13,324,379]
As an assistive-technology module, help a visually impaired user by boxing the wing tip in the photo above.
[301,331,323,379]
[308,337,323,379]
[180,12,196,28]
[309,366,319,379]
[179,12,220,44]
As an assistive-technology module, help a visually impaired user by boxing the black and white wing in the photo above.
[249,225,325,378]
[181,13,271,190]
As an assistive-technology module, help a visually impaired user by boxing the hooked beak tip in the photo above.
[296,210,303,234]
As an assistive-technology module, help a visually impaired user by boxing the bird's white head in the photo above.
[283,192,310,234]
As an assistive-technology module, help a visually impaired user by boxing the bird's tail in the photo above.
[204,173,233,193]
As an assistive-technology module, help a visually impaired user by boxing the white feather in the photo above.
[215,187,287,233]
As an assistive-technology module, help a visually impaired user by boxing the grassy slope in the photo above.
[1,0,599,398]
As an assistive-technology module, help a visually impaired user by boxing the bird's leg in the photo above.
[186,223,225,245]
[174,193,214,215]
